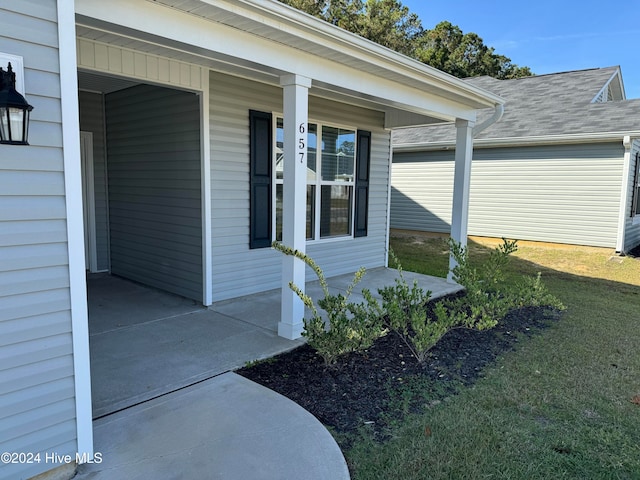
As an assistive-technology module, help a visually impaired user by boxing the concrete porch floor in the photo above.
[88,267,461,418]
[88,267,460,418]
[82,267,460,479]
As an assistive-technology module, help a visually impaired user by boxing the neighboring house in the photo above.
[0,1,502,478]
[391,66,640,252]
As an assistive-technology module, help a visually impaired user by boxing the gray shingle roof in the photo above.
[393,66,640,146]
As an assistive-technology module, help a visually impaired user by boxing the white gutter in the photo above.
[395,130,640,152]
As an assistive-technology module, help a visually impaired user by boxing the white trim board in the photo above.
[58,0,94,461]
[0,52,25,94]
[200,69,213,306]
[80,131,99,273]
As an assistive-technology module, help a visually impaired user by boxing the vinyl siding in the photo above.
[210,71,389,301]
[391,150,455,233]
[79,91,110,271]
[624,139,640,251]
[105,84,202,301]
[0,1,78,480]
[392,143,625,248]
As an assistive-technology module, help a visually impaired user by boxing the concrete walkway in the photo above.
[74,372,349,479]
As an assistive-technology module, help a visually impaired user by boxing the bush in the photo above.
[379,251,436,362]
[437,238,518,330]
[272,242,384,365]
[508,272,566,311]
[437,238,564,331]
[274,238,564,367]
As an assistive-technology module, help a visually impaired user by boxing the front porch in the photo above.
[88,268,462,418]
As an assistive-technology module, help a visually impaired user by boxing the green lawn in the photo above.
[347,234,640,480]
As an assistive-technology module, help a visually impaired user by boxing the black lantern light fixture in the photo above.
[0,62,34,145]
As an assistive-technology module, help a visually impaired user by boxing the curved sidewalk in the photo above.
[74,373,349,479]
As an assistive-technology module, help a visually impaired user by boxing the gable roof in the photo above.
[394,66,640,149]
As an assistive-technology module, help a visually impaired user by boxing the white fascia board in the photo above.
[615,66,627,100]
[227,0,503,108]
[75,0,496,122]
[394,131,640,152]
[592,67,625,102]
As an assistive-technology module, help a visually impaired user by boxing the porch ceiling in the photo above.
[75,0,503,128]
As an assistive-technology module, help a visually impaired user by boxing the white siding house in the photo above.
[0,1,91,480]
[0,1,503,478]
[391,67,640,252]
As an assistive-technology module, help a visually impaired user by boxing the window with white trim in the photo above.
[274,117,357,241]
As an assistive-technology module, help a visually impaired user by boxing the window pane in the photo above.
[276,184,315,240]
[307,123,317,181]
[321,126,355,182]
[307,185,315,240]
[277,120,317,181]
[276,183,283,241]
[320,185,352,238]
[276,118,284,180]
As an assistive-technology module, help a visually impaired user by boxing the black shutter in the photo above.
[354,130,371,237]
[249,110,272,249]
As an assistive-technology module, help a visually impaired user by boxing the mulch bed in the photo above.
[237,296,562,444]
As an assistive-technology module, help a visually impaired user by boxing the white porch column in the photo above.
[279,74,311,339]
[448,118,475,282]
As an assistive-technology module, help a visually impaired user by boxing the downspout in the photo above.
[473,103,504,137]
[616,136,633,253]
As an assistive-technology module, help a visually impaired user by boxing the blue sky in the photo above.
[401,0,640,98]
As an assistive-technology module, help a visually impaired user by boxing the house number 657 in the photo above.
[298,122,306,163]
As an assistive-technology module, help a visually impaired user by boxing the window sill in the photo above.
[308,234,355,246]
[274,235,356,247]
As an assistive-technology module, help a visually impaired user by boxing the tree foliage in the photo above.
[416,21,532,79]
[278,0,532,79]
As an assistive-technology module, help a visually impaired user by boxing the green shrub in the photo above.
[272,242,384,365]
[439,238,518,330]
[508,272,566,311]
[438,238,564,332]
[274,238,563,367]
[379,251,437,362]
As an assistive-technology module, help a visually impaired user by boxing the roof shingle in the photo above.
[393,66,640,146]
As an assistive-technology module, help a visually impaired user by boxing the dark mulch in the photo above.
[237,296,562,445]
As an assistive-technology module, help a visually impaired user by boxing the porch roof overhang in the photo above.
[74,0,503,128]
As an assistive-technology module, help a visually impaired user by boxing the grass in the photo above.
[346,233,640,479]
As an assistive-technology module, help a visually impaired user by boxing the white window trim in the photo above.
[273,114,358,243]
